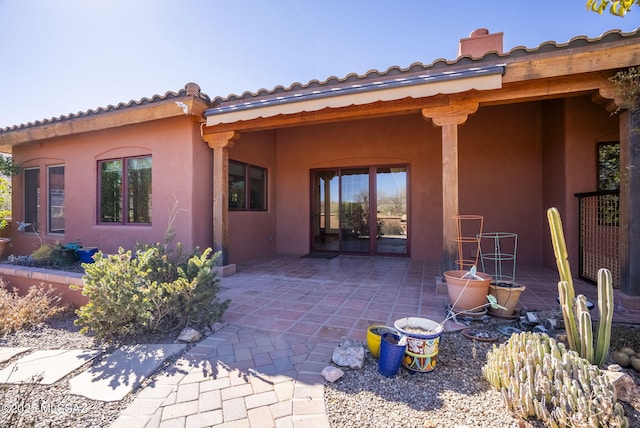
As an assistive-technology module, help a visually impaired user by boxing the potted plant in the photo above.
[488,280,526,317]
[366,324,398,358]
[443,267,492,311]
[391,269,507,373]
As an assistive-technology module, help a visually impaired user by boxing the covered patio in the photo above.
[217,255,640,345]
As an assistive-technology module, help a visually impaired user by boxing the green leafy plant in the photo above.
[610,66,640,111]
[547,207,614,366]
[73,244,229,339]
[587,0,639,16]
[483,332,627,427]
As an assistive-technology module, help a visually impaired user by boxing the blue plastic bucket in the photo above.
[77,247,98,263]
[377,332,407,378]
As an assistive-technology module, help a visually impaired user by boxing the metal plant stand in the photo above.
[454,215,484,270]
[478,232,518,283]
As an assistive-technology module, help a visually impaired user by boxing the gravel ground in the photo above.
[325,321,640,428]
[1,308,639,428]
[0,309,183,428]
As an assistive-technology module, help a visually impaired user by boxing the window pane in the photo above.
[249,166,266,210]
[127,157,152,223]
[598,143,620,191]
[48,166,65,233]
[100,160,122,223]
[24,168,39,233]
[229,161,246,210]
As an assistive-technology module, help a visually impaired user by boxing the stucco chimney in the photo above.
[458,28,504,58]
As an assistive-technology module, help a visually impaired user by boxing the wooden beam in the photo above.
[206,131,240,267]
[202,72,615,134]
[422,102,479,126]
[440,122,460,271]
[502,44,640,84]
[203,130,240,149]
[0,97,211,147]
[420,102,478,271]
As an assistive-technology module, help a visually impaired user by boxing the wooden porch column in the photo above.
[597,86,640,296]
[422,103,478,271]
[202,130,239,275]
[619,109,640,296]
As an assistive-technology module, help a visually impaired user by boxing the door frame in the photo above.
[310,164,409,256]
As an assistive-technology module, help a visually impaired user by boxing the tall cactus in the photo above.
[594,268,614,366]
[548,207,580,352]
[547,207,614,367]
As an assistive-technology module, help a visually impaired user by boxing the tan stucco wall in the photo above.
[10,116,211,256]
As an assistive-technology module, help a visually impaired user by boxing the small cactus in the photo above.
[483,332,628,427]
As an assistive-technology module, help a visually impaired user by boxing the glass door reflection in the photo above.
[376,167,407,254]
[312,170,339,251]
[311,165,407,255]
[340,168,370,253]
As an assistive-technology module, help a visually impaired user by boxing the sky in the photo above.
[0,0,639,129]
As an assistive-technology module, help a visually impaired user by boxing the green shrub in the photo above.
[0,281,64,335]
[73,244,229,339]
[483,332,627,427]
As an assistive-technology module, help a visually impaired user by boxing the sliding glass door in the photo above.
[311,165,407,255]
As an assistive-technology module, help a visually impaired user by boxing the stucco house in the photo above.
[0,28,639,297]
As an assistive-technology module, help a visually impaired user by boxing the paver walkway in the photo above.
[110,325,333,428]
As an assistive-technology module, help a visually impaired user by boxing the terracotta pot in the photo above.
[488,281,526,317]
[0,238,10,260]
[443,270,492,311]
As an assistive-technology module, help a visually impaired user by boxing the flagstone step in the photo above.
[0,346,31,363]
[0,349,101,384]
[69,343,186,402]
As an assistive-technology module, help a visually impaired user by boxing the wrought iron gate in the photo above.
[575,190,620,288]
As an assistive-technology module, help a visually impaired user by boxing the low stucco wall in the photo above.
[0,265,87,307]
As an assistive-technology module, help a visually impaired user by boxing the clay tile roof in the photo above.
[208,27,639,111]
[0,82,210,133]
[2,28,638,134]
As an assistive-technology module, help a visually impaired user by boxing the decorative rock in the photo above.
[607,364,623,372]
[603,370,640,403]
[177,327,202,343]
[205,321,228,336]
[332,345,365,369]
[321,366,345,382]
[526,312,539,323]
[542,318,557,331]
[339,337,362,348]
